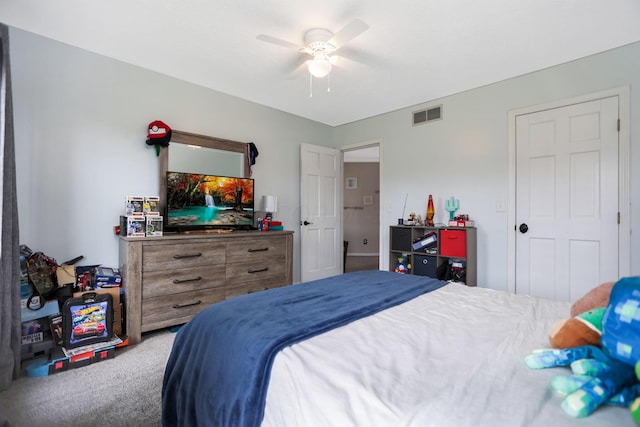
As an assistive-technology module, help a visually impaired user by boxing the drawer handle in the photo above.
[248,267,269,274]
[173,276,202,284]
[172,300,202,309]
[173,252,202,259]
[248,247,269,253]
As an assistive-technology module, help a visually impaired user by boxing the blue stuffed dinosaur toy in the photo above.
[525,276,640,420]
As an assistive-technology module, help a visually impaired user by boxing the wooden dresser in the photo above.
[119,230,293,344]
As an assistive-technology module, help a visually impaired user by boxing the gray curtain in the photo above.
[0,22,21,391]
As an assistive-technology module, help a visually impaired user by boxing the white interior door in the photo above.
[515,96,619,302]
[300,143,342,282]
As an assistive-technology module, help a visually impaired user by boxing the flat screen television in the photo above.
[166,171,255,231]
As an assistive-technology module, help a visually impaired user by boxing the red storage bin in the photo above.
[440,229,467,258]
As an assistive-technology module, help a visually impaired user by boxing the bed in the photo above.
[162,270,633,427]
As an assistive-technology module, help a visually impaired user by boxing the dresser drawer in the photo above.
[226,236,286,263]
[141,287,225,331]
[225,278,288,300]
[142,265,226,298]
[143,242,225,271]
[225,258,286,285]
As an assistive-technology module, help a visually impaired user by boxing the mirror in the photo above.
[158,130,249,219]
[169,144,244,177]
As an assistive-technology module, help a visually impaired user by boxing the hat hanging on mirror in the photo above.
[145,120,172,156]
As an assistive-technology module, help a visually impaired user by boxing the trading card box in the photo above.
[93,266,122,288]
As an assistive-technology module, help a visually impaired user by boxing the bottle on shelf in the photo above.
[426,195,435,226]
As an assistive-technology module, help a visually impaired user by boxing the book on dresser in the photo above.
[119,230,294,344]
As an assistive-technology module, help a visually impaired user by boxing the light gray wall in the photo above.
[10,28,333,282]
[334,41,640,291]
[10,26,639,291]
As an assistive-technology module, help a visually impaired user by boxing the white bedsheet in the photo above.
[263,283,633,427]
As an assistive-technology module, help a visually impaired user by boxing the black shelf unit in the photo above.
[389,225,477,286]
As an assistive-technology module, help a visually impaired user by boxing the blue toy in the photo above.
[394,257,409,274]
[525,277,640,420]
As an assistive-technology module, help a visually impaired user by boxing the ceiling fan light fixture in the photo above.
[308,55,332,78]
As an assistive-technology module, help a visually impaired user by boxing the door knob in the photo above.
[519,223,529,234]
[302,220,313,226]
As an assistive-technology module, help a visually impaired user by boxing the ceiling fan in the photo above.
[257,19,369,83]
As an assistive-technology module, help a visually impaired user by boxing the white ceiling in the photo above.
[2,1,640,126]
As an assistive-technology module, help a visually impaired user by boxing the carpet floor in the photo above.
[0,262,379,426]
[0,328,176,427]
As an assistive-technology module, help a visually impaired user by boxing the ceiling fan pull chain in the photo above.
[309,73,313,98]
[327,73,331,93]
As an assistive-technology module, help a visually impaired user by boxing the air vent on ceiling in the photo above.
[412,105,442,126]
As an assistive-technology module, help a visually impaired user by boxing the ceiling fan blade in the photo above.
[332,46,375,66]
[328,18,369,48]
[256,34,301,51]
[287,59,309,80]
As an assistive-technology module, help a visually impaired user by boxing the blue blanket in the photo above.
[161,270,447,427]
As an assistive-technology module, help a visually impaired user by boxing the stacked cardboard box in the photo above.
[21,300,58,360]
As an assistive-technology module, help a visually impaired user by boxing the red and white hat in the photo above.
[146,120,172,147]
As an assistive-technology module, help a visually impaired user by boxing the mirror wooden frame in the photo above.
[158,130,249,220]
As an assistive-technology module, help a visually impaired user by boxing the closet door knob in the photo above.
[519,223,529,234]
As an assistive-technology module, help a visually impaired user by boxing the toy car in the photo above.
[73,322,105,339]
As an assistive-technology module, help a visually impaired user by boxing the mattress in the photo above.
[162,270,447,426]
[261,282,633,427]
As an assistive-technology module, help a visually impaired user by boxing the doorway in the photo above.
[299,143,342,282]
[507,88,630,301]
[342,143,381,273]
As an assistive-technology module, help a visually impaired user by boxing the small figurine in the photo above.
[407,212,417,225]
[445,197,459,220]
[394,257,410,274]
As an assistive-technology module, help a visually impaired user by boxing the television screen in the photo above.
[166,171,254,230]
